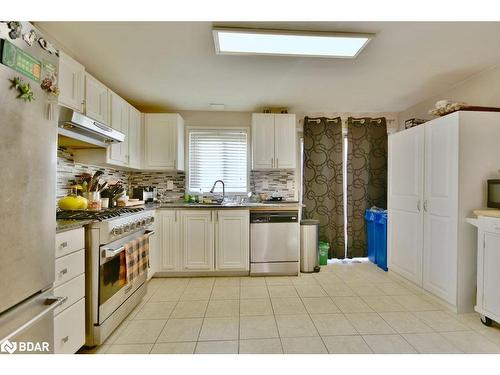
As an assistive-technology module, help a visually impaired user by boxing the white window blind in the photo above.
[188,129,248,193]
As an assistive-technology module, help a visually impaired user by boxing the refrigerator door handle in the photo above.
[0,296,66,344]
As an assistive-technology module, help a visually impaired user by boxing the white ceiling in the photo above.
[37,22,500,113]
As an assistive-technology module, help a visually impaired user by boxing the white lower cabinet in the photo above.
[215,210,249,271]
[475,216,500,324]
[158,210,180,271]
[54,228,86,354]
[181,210,214,271]
[157,209,249,274]
[54,299,86,354]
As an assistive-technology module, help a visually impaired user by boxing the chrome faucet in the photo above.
[210,180,225,201]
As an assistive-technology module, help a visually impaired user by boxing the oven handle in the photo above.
[102,246,125,259]
[101,230,156,259]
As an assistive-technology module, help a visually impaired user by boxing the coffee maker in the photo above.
[132,186,158,203]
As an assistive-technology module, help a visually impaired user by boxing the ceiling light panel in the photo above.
[213,28,373,58]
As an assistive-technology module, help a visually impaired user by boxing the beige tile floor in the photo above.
[79,261,500,354]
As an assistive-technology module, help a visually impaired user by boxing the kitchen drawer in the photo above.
[54,298,85,354]
[54,249,85,287]
[54,274,85,316]
[55,227,84,258]
[479,216,500,234]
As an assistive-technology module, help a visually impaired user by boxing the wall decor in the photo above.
[7,21,22,40]
[40,61,59,96]
[10,76,35,101]
[22,29,37,47]
[1,40,42,82]
[38,37,59,56]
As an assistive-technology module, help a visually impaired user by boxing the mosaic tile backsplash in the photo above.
[129,171,186,202]
[57,147,296,202]
[57,148,129,201]
[250,170,296,200]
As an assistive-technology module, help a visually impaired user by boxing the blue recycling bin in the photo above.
[374,212,388,272]
[364,210,377,264]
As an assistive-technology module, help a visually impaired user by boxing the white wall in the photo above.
[178,110,252,128]
[399,64,500,130]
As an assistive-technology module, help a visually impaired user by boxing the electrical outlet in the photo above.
[166,180,174,190]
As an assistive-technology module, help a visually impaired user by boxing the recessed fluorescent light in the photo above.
[213,28,373,58]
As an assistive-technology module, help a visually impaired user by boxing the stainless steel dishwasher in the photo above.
[250,211,299,276]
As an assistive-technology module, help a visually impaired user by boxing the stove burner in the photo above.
[56,207,145,221]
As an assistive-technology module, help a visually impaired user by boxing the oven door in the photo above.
[98,229,154,324]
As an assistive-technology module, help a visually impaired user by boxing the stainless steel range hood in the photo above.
[58,107,124,148]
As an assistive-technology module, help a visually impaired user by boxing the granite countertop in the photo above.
[56,219,94,233]
[154,201,302,210]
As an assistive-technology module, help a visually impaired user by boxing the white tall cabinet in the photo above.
[388,111,500,313]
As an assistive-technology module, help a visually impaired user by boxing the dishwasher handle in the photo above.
[250,211,298,223]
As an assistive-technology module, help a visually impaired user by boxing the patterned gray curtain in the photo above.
[346,117,388,258]
[302,117,345,259]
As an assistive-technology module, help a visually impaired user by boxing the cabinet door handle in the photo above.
[59,268,68,277]
[59,241,68,248]
[423,200,428,212]
[62,336,69,344]
[417,200,421,212]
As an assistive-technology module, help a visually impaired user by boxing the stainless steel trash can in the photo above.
[300,219,320,273]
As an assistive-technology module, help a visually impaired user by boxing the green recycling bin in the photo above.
[318,241,329,265]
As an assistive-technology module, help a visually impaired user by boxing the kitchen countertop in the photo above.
[55,202,302,232]
[472,209,500,218]
[153,202,302,210]
[56,219,94,233]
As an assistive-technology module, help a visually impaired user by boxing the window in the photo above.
[188,129,248,193]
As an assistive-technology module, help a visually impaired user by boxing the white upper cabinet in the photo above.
[274,114,297,168]
[215,210,249,271]
[108,91,129,166]
[84,73,109,125]
[251,113,296,170]
[58,51,84,112]
[128,106,142,169]
[143,114,185,171]
[251,114,275,169]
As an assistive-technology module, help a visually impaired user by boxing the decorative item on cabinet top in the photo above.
[429,100,500,117]
[404,118,427,129]
[263,107,288,114]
